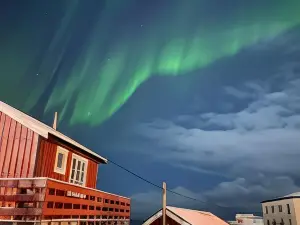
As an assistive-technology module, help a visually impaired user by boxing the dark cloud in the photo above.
[132,175,300,218]
[138,76,300,172]
[130,59,300,216]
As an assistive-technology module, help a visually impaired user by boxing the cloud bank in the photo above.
[132,62,300,216]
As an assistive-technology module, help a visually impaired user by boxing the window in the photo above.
[57,153,63,168]
[54,146,69,174]
[272,220,276,225]
[278,205,283,212]
[289,219,292,225]
[287,204,291,214]
[280,218,285,225]
[271,206,275,213]
[265,206,268,214]
[69,153,88,186]
[267,220,270,225]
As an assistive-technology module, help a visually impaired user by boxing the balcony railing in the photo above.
[0,177,130,225]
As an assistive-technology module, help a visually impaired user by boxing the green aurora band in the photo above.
[1,0,300,125]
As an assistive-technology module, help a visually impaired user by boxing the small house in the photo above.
[0,101,130,224]
[143,206,228,225]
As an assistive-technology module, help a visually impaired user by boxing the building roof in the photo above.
[0,101,107,164]
[284,192,300,197]
[228,222,238,225]
[143,206,228,225]
[167,206,228,225]
[236,214,254,217]
[236,214,262,219]
[261,192,300,203]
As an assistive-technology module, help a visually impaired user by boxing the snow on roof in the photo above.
[284,192,300,198]
[166,206,228,225]
[0,101,107,164]
[143,206,228,225]
[262,191,300,203]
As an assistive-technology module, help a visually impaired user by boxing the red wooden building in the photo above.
[0,101,130,224]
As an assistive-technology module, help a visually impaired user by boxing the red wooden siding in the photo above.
[35,138,68,181]
[35,138,98,188]
[0,178,130,222]
[43,179,130,218]
[86,159,98,188]
[0,112,39,178]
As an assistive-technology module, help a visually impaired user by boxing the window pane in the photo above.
[71,169,75,180]
[57,153,64,168]
[77,161,81,171]
[82,162,85,171]
[76,170,80,180]
[72,158,76,169]
[81,172,84,182]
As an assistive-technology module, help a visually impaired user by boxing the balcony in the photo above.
[0,178,130,224]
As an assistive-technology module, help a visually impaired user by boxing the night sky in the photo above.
[1,0,300,221]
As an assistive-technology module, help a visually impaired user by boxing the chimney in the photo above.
[53,112,58,130]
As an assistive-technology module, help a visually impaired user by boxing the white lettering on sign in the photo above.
[66,191,86,199]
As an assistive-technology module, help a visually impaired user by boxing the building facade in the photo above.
[228,214,263,225]
[0,101,130,224]
[261,192,300,225]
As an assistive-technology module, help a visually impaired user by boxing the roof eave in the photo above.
[48,133,108,164]
[0,101,108,164]
[261,196,300,203]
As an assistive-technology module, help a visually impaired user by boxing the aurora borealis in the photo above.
[1,0,300,125]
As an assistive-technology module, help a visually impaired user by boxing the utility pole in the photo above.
[162,182,167,225]
[53,112,58,130]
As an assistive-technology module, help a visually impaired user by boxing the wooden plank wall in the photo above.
[0,112,39,178]
[43,179,131,218]
[150,216,180,225]
[35,137,98,188]
[87,160,98,188]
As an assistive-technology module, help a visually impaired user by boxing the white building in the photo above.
[261,192,300,225]
[228,214,264,225]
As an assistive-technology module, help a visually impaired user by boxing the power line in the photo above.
[107,158,227,208]
[1,137,227,207]
[108,158,162,190]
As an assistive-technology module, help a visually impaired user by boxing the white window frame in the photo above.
[69,153,88,186]
[54,146,69,175]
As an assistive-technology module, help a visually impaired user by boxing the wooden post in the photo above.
[53,112,58,130]
[162,182,167,225]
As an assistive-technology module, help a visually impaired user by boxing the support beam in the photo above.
[162,182,166,225]
[53,112,58,130]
